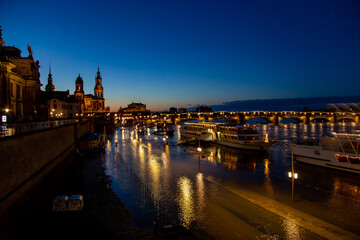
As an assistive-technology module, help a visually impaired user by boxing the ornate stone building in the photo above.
[0,27,42,122]
[75,67,109,116]
[43,66,81,119]
[118,102,150,118]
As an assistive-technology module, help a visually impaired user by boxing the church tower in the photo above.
[74,74,85,115]
[94,67,104,98]
[45,63,55,92]
[94,67,105,111]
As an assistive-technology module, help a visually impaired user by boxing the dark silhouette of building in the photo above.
[45,63,55,92]
[178,108,187,113]
[196,106,213,112]
[170,107,177,114]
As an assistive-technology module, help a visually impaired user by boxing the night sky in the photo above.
[1,0,360,111]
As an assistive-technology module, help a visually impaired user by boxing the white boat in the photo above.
[181,122,273,151]
[290,132,360,174]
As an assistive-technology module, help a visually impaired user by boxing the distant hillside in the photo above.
[190,96,360,112]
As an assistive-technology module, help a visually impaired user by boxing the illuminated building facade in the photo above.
[42,67,81,119]
[74,74,85,115]
[118,102,151,123]
[75,67,109,116]
[0,27,42,122]
[119,102,149,115]
[45,90,81,119]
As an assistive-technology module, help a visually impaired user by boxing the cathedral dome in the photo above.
[76,74,83,84]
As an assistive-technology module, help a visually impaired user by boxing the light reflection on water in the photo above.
[104,123,360,239]
[177,176,195,228]
[282,219,301,240]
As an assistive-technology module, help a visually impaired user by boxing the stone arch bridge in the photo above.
[163,111,360,124]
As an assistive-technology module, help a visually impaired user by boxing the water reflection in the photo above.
[104,123,360,239]
[282,219,301,240]
[264,158,274,198]
[177,176,195,227]
[149,156,161,210]
[196,173,205,216]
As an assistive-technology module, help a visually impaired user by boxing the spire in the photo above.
[96,66,101,79]
[48,62,52,78]
[94,67,103,98]
[45,62,55,92]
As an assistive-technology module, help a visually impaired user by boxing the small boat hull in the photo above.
[291,144,360,174]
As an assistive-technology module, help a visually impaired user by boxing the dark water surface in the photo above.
[103,123,360,239]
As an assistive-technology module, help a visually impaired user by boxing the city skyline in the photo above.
[1,0,360,111]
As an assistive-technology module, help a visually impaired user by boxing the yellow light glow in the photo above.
[177,176,195,227]
[288,172,298,179]
[264,131,269,143]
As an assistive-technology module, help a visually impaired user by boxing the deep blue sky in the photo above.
[1,0,360,111]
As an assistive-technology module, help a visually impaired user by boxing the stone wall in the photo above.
[0,120,91,212]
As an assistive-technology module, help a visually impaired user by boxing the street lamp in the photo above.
[163,135,168,145]
[283,142,298,202]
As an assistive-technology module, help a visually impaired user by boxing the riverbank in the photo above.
[14,152,154,240]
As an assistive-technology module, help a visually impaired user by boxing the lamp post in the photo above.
[283,142,298,202]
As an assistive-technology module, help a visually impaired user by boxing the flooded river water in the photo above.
[102,122,360,239]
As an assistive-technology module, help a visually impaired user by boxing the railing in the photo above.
[0,119,82,138]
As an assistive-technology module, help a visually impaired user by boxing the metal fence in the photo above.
[0,119,82,138]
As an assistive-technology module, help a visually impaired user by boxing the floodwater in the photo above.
[102,122,360,239]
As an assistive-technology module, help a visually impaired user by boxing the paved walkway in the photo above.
[205,176,360,240]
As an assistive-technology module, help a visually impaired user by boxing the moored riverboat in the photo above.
[154,123,174,135]
[290,132,360,174]
[181,122,273,151]
[78,132,104,153]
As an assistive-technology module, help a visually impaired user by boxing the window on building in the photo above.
[70,105,73,110]
[53,104,57,109]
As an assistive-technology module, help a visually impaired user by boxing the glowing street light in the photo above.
[288,172,298,179]
[163,135,168,145]
[283,141,298,202]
